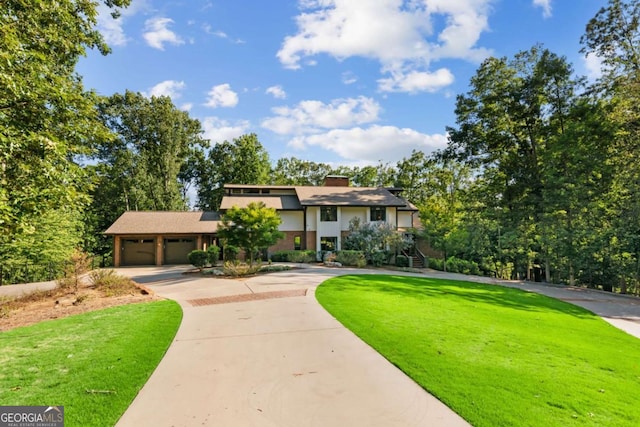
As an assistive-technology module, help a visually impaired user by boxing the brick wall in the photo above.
[269,231,302,253]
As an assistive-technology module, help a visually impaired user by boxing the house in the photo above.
[105,176,418,266]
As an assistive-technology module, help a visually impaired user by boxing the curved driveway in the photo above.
[113,265,640,427]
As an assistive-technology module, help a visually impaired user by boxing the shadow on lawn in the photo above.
[329,274,596,319]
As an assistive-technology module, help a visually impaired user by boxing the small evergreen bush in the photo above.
[335,250,366,267]
[188,250,209,270]
[207,245,220,266]
[370,250,387,267]
[429,258,444,271]
[270,250,315,263]
[396,255,410,267]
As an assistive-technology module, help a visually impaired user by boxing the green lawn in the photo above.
[316,275,640,427]
[0,300,182,427]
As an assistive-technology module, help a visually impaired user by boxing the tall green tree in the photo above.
[446,45,584,280]
[88,91,206,257]
[395,150,433,208]
[270,157,334,185]
[581,0,640,292]
[419,159,471,271]
[0,0,130,267]
[195,134,270,210]
[217,202,284,265]
[94,91,206,211]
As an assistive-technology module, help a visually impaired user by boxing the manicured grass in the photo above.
[0,300,182,427]
[316,275,640,427]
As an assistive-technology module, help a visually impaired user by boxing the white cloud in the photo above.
[289,126,448,163]
[204,84,239,108]
[147,80,186,99]
[261,96,381,134]
[341,71,358,85]
[378,68,454,93]
[266,85,287,99]
[583,53,603,81]
[533,0,552,18]
[96,1,149,47]
[180,103,193,112]
[202,117,250,143]
[143,17,185,50]
[277,0,494,93]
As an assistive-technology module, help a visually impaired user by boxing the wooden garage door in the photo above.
[122,239,155,266]
[164,238,196,265]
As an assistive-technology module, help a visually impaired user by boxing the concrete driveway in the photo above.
[114,265,471,427]
[112,265,640,427]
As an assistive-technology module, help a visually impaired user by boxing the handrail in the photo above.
[415,248,426,266]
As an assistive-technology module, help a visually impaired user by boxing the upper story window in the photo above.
[320,206,337,222]
[370,207,386,222]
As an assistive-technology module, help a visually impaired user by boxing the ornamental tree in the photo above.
[217,202,284,266]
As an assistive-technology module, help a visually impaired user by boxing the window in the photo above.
[320,206,337,222]
[320,237,337,251]
[294,235,301,250]
[370,207,386,222]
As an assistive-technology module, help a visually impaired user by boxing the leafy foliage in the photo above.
[335,250,367,267]
[195,134,271,210]
[0,0,130,267]
[188,250,209,271]
[217,202,284,265]
[270,250,317,263]
[343,217,412,266]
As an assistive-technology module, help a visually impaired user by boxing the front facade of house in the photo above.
[106,176,418,266]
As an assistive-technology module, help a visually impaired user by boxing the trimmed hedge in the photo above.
[188,250,209,270]
[335,250,366,267]
[270,250,316,263]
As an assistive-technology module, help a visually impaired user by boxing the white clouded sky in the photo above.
[205,84,239,108]
[143,17,185,50]
[79,0,608,165]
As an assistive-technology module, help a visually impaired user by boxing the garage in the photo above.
[122,238,156,265]
[164,238,196,264]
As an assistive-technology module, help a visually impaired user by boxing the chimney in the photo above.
[323,175,350,187]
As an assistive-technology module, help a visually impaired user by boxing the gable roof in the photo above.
[104,211,220,235]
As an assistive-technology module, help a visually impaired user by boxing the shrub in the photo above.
[89,269,136,296]
[429,258,444,271]
[396,255,410,268]
[370,250,387,267]
[270,250,315,263]
[439,257,481,275]
[223,245,239,261]
[188,250,209,270]
[335,250,366,267]
[207,245,220,266]
[222,260,262,277]
[57,249,91,293]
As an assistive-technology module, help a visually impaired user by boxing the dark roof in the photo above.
[220,184,414,208]
[294,186,406,207]
[219,195,302,210]
[104,211,220,235]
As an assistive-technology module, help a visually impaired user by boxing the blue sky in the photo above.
[77,0,608,166]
